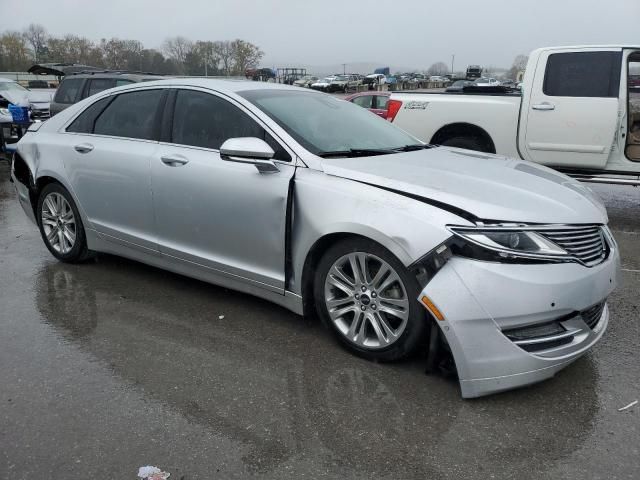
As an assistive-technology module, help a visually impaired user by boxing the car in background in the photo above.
[473,77,500,86]
[445,80,474,92]
[50,71,164,116]
[0,77,52,121]
[344,91,390,118]
[329,74,360,93]
[363,74,386,89]
[293,75,319,88]
[310,77,334,92]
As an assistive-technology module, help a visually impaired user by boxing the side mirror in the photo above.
[219,137,279,173]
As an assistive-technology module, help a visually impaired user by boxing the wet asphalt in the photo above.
[0,160,638,480]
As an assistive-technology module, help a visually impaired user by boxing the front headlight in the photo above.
[449,226,568,262]
[0,108,10,116]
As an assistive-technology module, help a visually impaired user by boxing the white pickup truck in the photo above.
[388,46,640,184]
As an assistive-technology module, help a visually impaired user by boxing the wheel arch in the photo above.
[299,228,413,318]
[430,122,496,153]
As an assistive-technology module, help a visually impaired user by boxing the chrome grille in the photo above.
[537,226,607,266]
[581,301,606,329]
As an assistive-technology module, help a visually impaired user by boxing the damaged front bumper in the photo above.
[419,251,620,398]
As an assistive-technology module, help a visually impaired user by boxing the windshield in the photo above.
[474,78,489,83]
[239,89,419,156]
[334,75,349,81]
[0,81,28,93]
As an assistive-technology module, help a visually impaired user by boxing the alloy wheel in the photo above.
[41,192,76,254]
[324,252,410,349]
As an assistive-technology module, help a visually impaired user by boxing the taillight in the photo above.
[386,99,402,122]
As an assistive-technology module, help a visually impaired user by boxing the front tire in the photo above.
[37,183,93,263]
[314,238,427,362]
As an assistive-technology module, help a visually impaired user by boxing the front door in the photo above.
[63,88,165,251]
[523,49,621,170]
[151,88,295,292]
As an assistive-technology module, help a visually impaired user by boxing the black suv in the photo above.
[50,71,163,116]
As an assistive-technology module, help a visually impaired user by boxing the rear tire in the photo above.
[37,183,94,263]
[314,237,427,362]
[440,135,489,152]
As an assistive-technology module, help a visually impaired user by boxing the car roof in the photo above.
[113,77,311,94]
[63,71,164,81]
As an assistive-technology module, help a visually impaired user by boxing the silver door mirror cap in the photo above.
[219,137,279,173]
[220,137,274,160]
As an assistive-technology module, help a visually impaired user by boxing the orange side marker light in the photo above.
[421,295,445,321]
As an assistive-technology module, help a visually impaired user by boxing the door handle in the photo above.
[74,143,94,153]
[532,103,555,111]
[160,155,189,167]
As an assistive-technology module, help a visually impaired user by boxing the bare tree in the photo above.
[427,62,449,76]
[163,36,193,72]
[0,31,32,70]
[23,23,47,62]
[214,40,235,76]
[507,54,528,80]
[230,39,264,75]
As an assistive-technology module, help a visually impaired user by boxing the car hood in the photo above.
[321,147,608,225]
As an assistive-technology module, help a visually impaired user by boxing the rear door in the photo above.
[63,88,166,251]
[523,49,621,169]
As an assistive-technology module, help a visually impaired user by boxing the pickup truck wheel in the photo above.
[440,136,488,152]
[314,238,427,362]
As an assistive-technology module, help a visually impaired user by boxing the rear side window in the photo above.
[543,51,621,98]
[376,96,389,110]
[352,96,373,108]
[66,97,112,134]
[87,78,115,97]
[93,89,164,140]
[171,89,290,160]
[54,78,83,104]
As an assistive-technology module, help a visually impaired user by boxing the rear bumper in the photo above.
[420,251,620,398]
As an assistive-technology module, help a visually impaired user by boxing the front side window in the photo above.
[93,89,164,140]
[87,78,116,97]
[54,78,83,104]
[543,51,621,98]
[170,89,290,161]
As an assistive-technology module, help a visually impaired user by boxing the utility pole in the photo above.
[342,63,346,74]
[451,54,455,75]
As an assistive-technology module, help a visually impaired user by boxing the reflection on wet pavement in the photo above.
[1,161,638,479]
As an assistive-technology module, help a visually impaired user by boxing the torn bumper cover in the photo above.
[419,251,620,398]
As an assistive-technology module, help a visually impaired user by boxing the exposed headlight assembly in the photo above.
[448,225,568,263]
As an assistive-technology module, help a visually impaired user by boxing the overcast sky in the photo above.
[7,0,640,71]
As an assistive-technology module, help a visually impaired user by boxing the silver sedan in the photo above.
[11,79,620,397]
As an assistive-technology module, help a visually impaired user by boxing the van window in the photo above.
[543,51,621,98]
[54,78,83,104]
[87,78,116,97]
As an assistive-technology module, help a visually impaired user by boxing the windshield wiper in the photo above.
[393,144,435,152]
[317,148,397,158]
